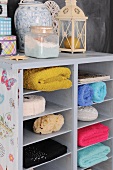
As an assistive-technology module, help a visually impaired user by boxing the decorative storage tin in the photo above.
[0,36,16,56]
[0,18,11,35]
[0,4,7,17]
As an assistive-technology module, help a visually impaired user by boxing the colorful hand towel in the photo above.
[78,84,94,106]
[78,143,110,168]
[78,123,109,147]
[23,67,72,91]
[23,95,46,117]
[89,82,107,103]
[78,106,98,121]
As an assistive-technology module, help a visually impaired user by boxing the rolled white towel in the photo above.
[23,95,46,117]
[78,106,98,121]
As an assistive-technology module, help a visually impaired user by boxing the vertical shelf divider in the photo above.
[72,64,78,170]
[18,69,23,170]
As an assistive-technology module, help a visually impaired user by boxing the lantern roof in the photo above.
[57,0,88,20]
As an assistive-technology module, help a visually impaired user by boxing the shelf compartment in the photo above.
[78,119,113,150]
[77,138,113,170]
[23,89,41,95]
[78,61,113,82]
[23,101,72,121]
[23,110,72,146]
[78,113,113,129]
[23,151,71,170]
[23,127,72,146]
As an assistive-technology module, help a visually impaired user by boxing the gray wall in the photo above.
[8,0,111,52]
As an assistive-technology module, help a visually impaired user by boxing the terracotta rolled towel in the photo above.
[23,95,46,117]
[78,123,109,147]
[23,67,72,91]
[78,106,98,121]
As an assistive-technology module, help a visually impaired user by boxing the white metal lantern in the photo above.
[57,0,88,53]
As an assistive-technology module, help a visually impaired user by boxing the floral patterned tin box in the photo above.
[0,18,11,35]
[0,36,17,56]
[0,4,7,17]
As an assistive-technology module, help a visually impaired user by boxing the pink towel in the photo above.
[78,123,109,147]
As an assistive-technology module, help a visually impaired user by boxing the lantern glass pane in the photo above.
[59,20,72,49]
[74,21,85,49]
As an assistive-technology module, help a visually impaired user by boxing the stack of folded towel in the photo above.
[23,67,72,91]
[78,143,110,168]
[78,82,107,106]
[78,123,109,147]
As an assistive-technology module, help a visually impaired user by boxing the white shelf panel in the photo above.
[23,150,71,170]
[77,156,112,170]
[78,78,113,86]
[77,137,113,151]
[23,89,41,95]
[23,101,72,121]
[23,126,72,146]
[78,113,113,129]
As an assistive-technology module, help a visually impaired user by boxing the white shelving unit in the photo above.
[0,52,113,170]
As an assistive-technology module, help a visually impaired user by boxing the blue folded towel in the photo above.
[78,84,94,106]
[78,143,110,168]
[89,82,107,103]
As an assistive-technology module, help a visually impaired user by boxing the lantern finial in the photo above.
[65,0,77,6]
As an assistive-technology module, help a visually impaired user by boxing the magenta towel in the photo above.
[78,123,109,147]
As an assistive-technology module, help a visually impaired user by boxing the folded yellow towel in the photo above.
[24,67,72,91]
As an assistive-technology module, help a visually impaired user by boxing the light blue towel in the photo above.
[78,143,110,168]
[78,84,94,106]
[89,82,107,103]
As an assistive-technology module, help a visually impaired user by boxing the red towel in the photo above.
[78,123,109,147]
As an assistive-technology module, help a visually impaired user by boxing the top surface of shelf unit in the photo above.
[0,51,113,69]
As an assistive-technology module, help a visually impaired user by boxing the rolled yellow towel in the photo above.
[23,67,72,91]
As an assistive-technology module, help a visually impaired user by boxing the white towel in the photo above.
[78,106,98,121]
[23,95,46,117]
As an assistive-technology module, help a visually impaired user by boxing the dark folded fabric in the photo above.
[23,139,67,168]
